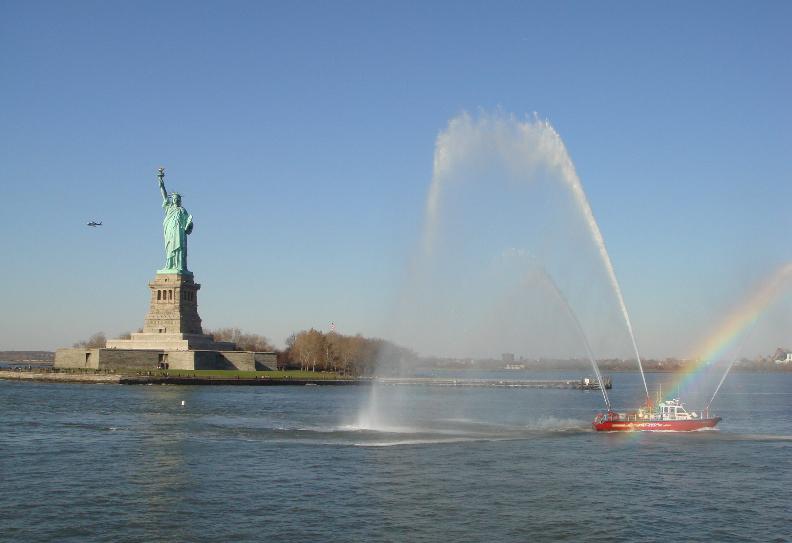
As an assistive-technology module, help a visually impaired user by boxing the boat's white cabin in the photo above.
[655,399,698,420]
[599,399,703,423]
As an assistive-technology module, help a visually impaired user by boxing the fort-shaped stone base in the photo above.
[54,267,274,372]
[55,348,276,372]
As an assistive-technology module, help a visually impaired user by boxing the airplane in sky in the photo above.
[87,221,102,227]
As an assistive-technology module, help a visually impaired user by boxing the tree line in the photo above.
[72,327,415,376]
[206,327,275,352]
[73,328,273,352]
[63,329,792,375]
[283,329,416,375]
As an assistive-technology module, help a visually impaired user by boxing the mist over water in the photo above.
[361,111,649,429]
[393,111,640,363]
[536,265,612,408]
[361,111,792,430]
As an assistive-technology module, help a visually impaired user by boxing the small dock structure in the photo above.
[375,376,611,390]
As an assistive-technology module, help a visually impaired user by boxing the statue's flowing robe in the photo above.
[162,200,192,272]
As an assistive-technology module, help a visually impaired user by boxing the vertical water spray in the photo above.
[701,263,792,409]
[423,112,649,400]
[700,318,766,411]
[706,330,753,410]
[531,267,611,410]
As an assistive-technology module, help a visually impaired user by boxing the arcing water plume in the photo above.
[423,111,648,398]
[529,265,611,410]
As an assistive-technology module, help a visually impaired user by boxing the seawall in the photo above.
[0,369,362,386]
[0,371,121,383]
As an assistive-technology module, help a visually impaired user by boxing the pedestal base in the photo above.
[106,332,235,352]
[144,273,204,335]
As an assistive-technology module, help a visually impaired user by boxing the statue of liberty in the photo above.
[157,168,193,274]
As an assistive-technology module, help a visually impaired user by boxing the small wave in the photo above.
[524,417,591,432]
[347,416,592,436]
[340,422,427,434]
[354,437,487,447]
[726,434,792,442]
[61,421,115,432]
[723,392,792,395]
[197,415,596,447]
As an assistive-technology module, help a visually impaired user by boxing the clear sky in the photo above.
[1,1,790,357]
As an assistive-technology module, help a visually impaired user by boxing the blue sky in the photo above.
[1,1,790,357]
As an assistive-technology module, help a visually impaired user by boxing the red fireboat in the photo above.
[593,398,721,432]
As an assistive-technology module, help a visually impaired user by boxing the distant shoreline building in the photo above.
[774,352,792,365]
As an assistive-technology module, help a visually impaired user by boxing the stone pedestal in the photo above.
[106,272,233,351]
[143,273,202,335]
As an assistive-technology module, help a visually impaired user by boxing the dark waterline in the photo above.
[1,373,790,542]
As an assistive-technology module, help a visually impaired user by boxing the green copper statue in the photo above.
[157,168,193,274]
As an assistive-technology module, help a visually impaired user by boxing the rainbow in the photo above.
[665,262,792,405]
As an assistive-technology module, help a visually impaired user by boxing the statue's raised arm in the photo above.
[158,167,168,203]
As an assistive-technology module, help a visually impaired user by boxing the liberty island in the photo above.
[54,169,276,371]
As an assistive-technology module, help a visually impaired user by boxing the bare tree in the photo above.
[73,332,107,349]
[285,329,415,376]
[207,327,274,352]
[289,329,326,371]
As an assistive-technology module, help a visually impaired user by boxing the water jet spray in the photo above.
[532,267,611,410]
[424,112,649,401]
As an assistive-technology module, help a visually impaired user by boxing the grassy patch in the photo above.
[142,369,351,380]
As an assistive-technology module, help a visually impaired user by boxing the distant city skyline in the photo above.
[1,1,790,358]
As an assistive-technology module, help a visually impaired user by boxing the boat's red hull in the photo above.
[593,417,721,432]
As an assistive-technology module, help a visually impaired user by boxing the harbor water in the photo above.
[1,372,790,542]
